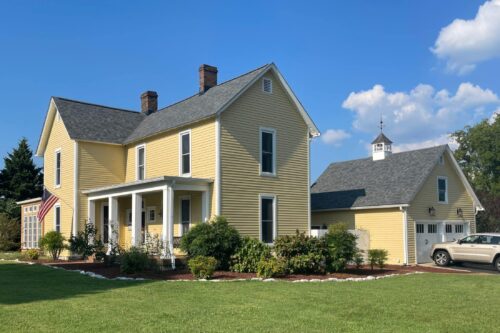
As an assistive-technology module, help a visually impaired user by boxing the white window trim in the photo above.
[54,204,61,232]
[259,194,277,243]
[147,206,156,223]
[262,78,273,94]
[54,148,61,188]
[179,130,192,177]
[179,195,191,236]
[135,144,146,181]
[437,176,448,204]
[259,127,277,177]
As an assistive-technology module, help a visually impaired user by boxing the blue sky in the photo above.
[0,1,499,180]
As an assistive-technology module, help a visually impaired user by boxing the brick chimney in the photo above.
[199,64,218,93]
[141,91,158,115]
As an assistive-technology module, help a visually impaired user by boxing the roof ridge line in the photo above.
[53,96,141,114]
[327,144,448,167]
[156,63,270,112]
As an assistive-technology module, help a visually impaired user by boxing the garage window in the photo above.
[427,224,437,233]
[445,224,452,233]
[455,224,463,233]
[416,224,424,233]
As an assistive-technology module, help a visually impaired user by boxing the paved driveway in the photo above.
[420,262,498,275]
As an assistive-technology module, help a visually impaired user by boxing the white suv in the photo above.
[431,233,500,272]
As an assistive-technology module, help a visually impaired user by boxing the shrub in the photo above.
[286,253,326,274]
[120,247,151,274]
[231,237,271,273]
[368,249,389,270]
[180,216,241,270]
[274,231,328,274]
[24,249,39,260]
[0,213,20,251]
[256,257,285,278]
[68,222,100,259]
[188,256,217,279]
[143,232,165,256]
[40,231,66,260]
[353,250,364,269]
[324,224,357,272]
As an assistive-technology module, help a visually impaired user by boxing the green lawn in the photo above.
[0,261,499,333]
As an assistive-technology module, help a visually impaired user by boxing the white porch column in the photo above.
[107,196,118,254]
[87,199,96,244]
[131,193,142,247]
[201,190,209,222]
[168,186,175,268]
[162,187,168,252]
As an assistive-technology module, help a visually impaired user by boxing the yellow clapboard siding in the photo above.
[42,114,74,244]
[124,118,216,218]
[312,208,405,264]
[407,152,476,263]
[220,72,310,238]
[78,141,126,230]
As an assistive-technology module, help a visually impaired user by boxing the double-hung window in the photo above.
[54,205,61,233]
[260,128,276,175]
[180,131,191,176]
[136,145,145,181]
[437,176,448,203]
[55,149,61,187]
[260,195,276,243]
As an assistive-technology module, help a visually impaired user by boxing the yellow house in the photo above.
[34,63,320,262]
[311,131,484,265]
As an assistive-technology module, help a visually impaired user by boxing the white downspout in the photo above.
[73,141,79,237]
[215,115,221,216]
[400,206,408,265]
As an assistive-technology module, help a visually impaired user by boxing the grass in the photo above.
[0,251,24,260]
[0,261,499,333]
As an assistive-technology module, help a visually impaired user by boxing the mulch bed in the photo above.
[40,261,466,281]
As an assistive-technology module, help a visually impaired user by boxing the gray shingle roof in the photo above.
[125,64,270,143]
[53,97,145,144]
[311,145,448,210]
[371,132,393,144]
[52,64,271,145]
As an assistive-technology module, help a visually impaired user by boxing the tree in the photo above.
[0,138,43,219]
[0,213,20,251]
[452,116,500,232]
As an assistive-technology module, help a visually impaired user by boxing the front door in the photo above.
[102,205,109,244]
[416,222,440,263]
[180,197,191,236]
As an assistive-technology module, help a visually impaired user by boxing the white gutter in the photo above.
[307,133,312,236]
[312,204,409,212]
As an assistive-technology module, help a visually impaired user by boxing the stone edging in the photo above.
[2,259,425,282]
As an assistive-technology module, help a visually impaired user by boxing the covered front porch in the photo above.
[84,176,213,268]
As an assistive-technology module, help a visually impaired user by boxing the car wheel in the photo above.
[495,256,500,273]
[433,250,450,267]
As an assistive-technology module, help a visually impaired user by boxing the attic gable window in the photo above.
[437,176,448,203]
[262,78,272,94]
[136,145,145,181]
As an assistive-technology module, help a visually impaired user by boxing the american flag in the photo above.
[37,188,59,221]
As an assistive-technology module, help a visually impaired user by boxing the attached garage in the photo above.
[415,221,470,263]
[311,142,483,265]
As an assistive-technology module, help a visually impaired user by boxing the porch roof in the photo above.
[82,176,213,197]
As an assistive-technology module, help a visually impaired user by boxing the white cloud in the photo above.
[321,129,351,146]
[489,108,500,124]
[392,135,458,153]
[342,82,499,152]
[432,0,500,74]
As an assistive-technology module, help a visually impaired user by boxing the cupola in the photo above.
[371,119,392,161]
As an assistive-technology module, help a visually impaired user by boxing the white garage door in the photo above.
[416,221,469,263]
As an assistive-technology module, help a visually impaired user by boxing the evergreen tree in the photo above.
[0,138,43,216]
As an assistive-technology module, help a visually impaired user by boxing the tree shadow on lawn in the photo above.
[0,263,151,305]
